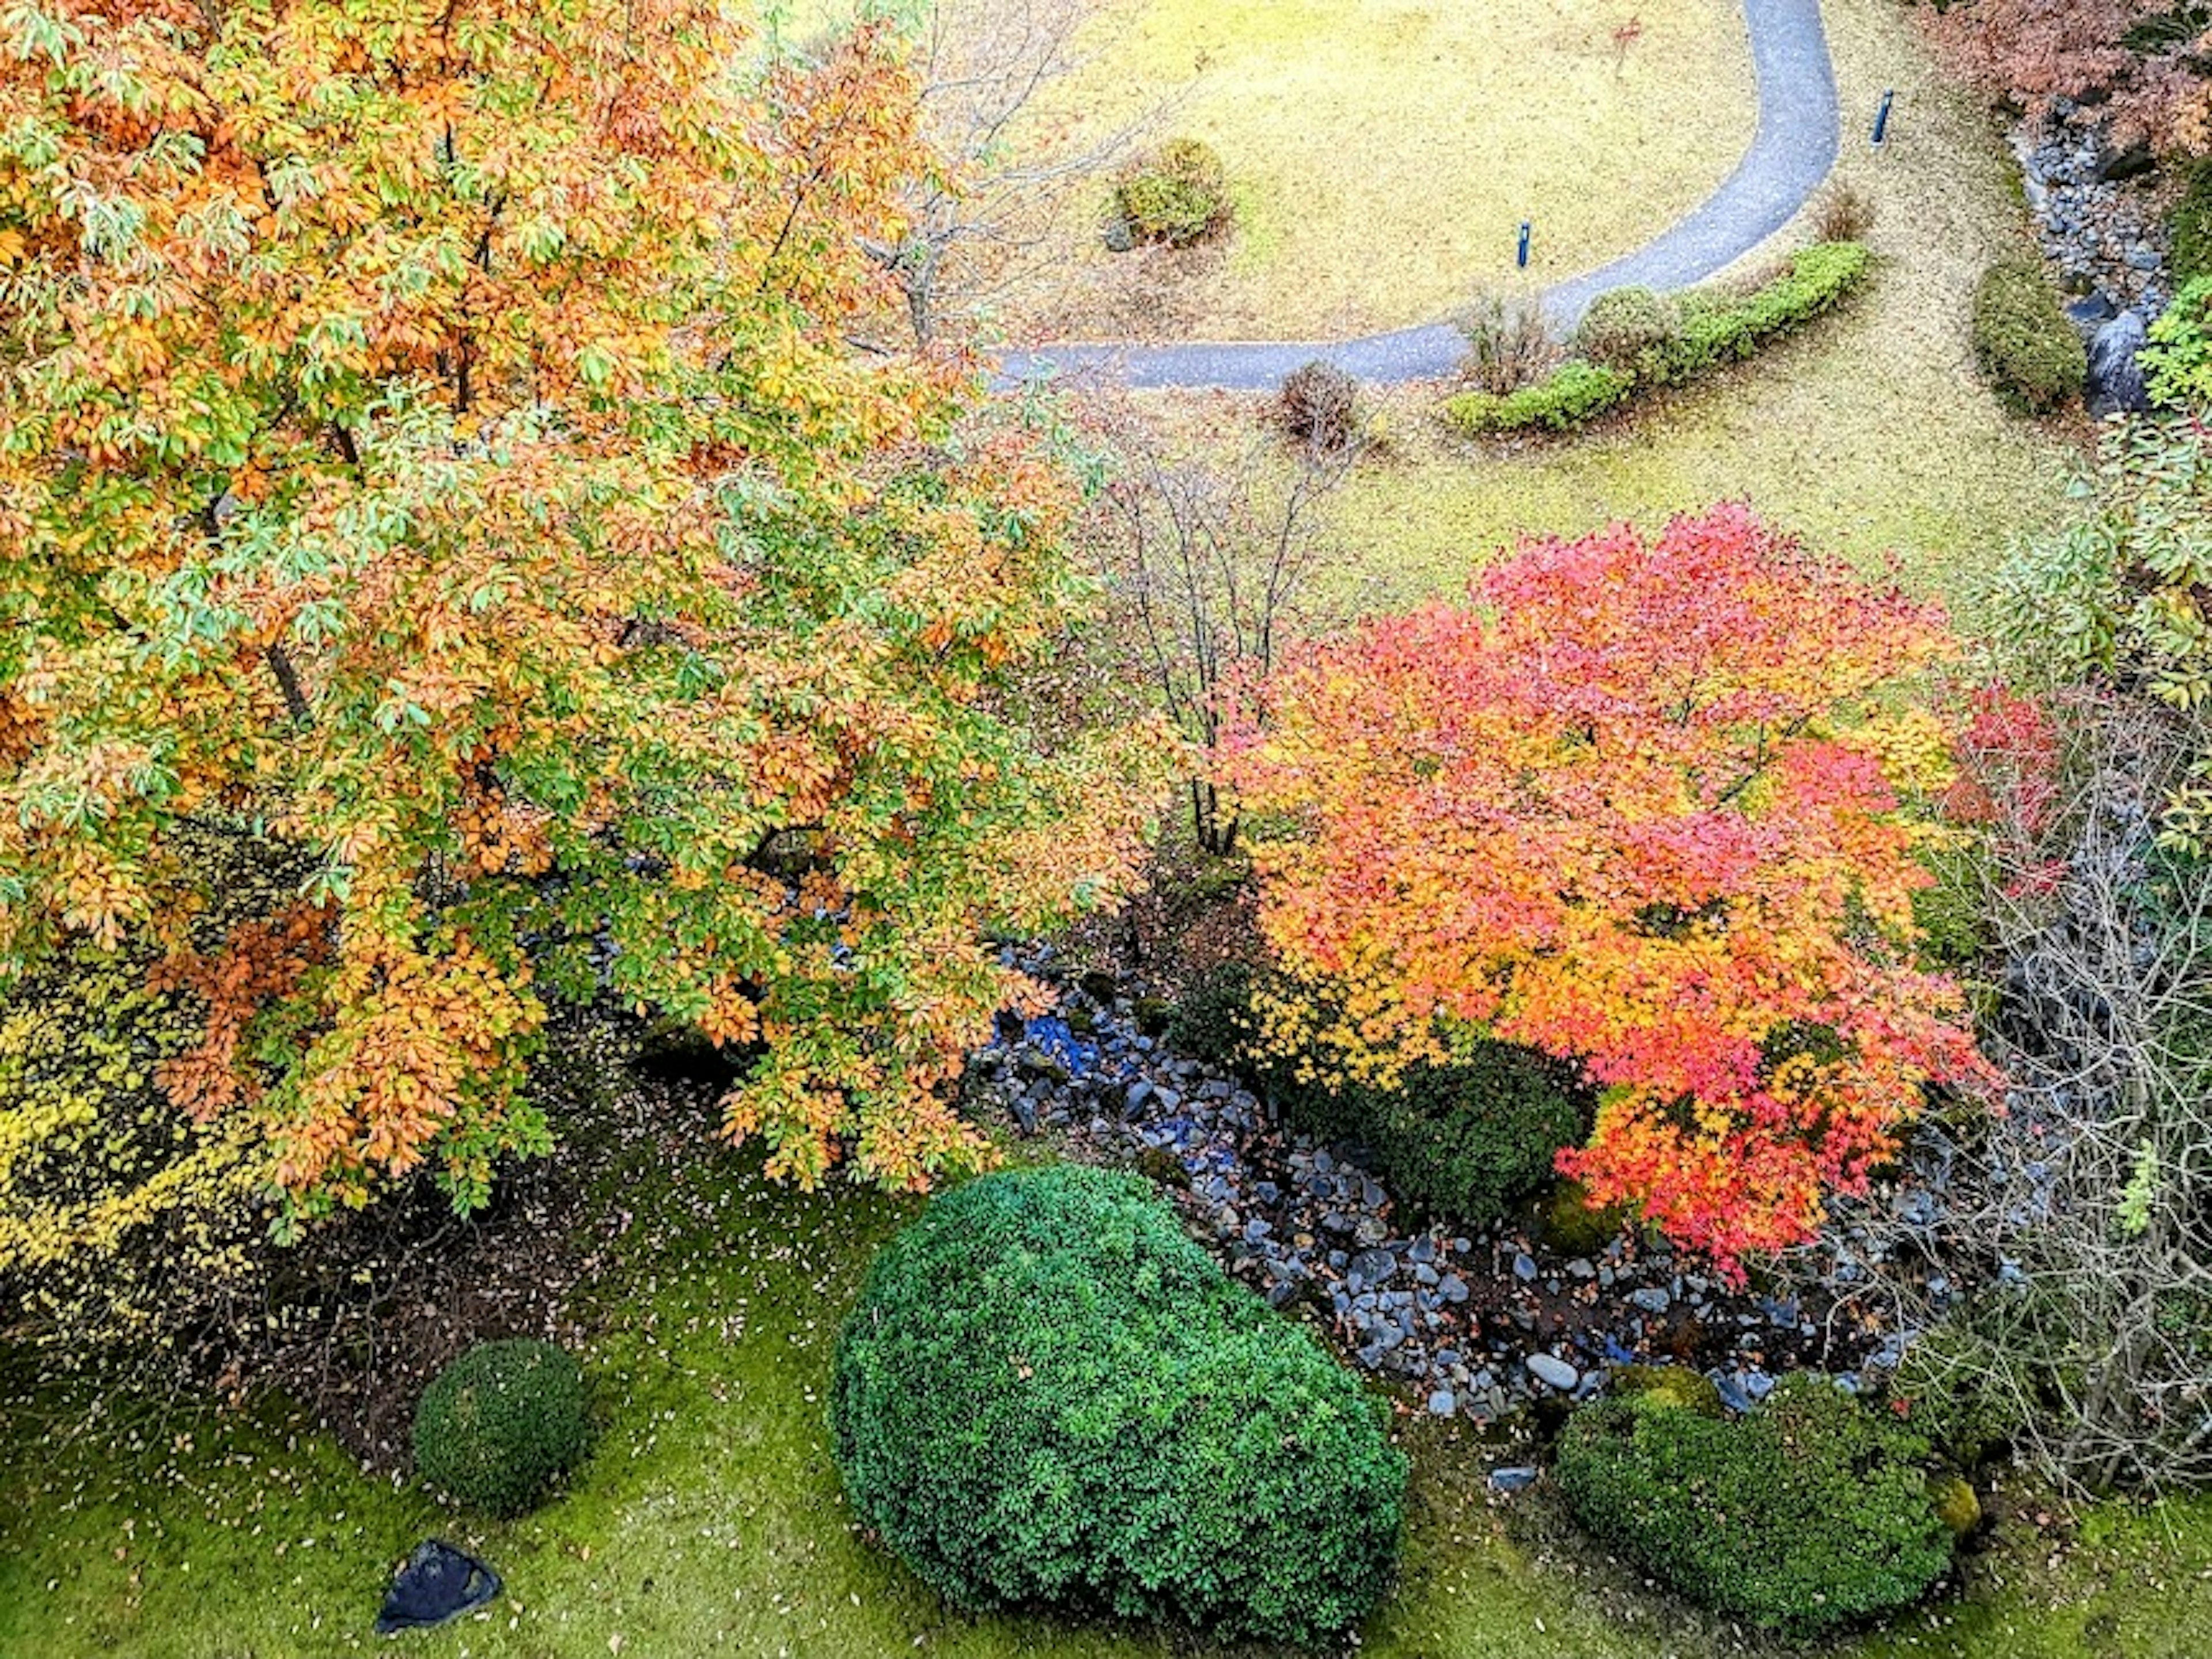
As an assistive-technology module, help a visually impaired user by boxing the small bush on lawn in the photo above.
[1113,138,1231,247]
[1276,1040,1590,1228]
[831,1165,1407,1643]
[1572,286,1683,377]
[1276,359,1365,457]
[1444,360,1635,434]
[1972,257,2087,413]
[1557,1374,1955,1635]
[413,1339,592,1516]
[1453,290,1561,393]
[2142,276,2212,408]
[2171,156,2212,285]
[1811,179,1877,243]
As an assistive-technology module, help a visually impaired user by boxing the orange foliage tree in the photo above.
[0,0,1158,1230]
[1222,507,1991,1274]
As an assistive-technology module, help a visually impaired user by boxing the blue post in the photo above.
[1517,221,1531,270]
[1872,89,1894,146]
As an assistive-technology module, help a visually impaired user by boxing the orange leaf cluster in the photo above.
[1225,507,1994,1275]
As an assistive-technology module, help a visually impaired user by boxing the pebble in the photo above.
[1527,1353,1580,1391]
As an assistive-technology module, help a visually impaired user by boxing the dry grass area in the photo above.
[1006,0,1756,341]
[1207,0,2096,626]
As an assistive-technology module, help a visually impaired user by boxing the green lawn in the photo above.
[1301,0,2086,624]
[5,1114,2209,1659]
[1002,0,1756,341]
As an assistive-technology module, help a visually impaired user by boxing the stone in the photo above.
[2067,291,2118,327]
[2094,136,2156,185]
[2088,310,2151,416]
[1627,1286,1671,1314]
[1512,1252,1539,1282]
[1439,1273,1469,1304]
[1426,1389,1456,1416]
[1487,1465,1540,1493]
[1347,1247,1397,1290]
[1526,1353,1580,1391]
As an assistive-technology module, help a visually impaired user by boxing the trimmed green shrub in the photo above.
[1610,1362,1724,1416]
[2142,275,2212,408]
[1972,257,2086,414]
[1276,1041,1589,1228]
[1539,1176,1634,1254]
[1113,138,1231,247]
[1445,359,1635,434]
[1572,286,1683,377]
[413,1339,592,1516]
[1558,1374,1955,1635]
[2171,156,2212,285]
[831,1165,1407,1643]
[1448,245,1870,437]
[1653,241,1873,383]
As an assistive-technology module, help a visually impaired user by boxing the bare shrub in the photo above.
[1810,180,1877,244]
[1274,360,1365,460]
[1453,291,1560,395]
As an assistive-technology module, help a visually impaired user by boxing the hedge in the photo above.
[413,1339,593,1516]
[1971,256,2086,414]
[1445,242,1872,438]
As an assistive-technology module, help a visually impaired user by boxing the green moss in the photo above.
[1971,257,2086,414]
[1610,1363,1724,1418]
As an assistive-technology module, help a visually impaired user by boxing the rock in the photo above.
[1010,1093,1038,1134]
[1627,1286,1671,1314]
[1512,1252,1539,1282]
[1017,1045,1069,1084]
[2094,136,2156,185]
[1526,1353,1580,1391]
[1487,1465,1540,1493]
[1123,1080,1154,1118]
[2126,244,2162,272]
[1103,216,1135,253]
[2088,310,2152,416]
[1347,1247,1397,1290]
[2067,291,2118,327]
[1439,1274,1469,1304]
[1426,1389,1456,1416]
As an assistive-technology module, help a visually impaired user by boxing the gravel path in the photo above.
[998,0,1842,392]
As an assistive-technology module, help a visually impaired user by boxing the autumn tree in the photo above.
[1922,0,2212,154]
[0,0,1160,1244]
[1222,507,1990,1274]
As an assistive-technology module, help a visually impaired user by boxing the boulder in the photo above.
[2087,310,2151,416]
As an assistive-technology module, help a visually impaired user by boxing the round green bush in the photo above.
[1571,285,1681,377]
[413,1339,592,1516]
[1279,1041,1589,1228]
[1971,257,2086,414]
[831,1165,1407,1643]
[1557,1374,1955,1635]
[1113,138,1232,247]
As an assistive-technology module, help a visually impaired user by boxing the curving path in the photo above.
[998,0,1840,391]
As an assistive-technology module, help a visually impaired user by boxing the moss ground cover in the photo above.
[3,1116,2207,1658]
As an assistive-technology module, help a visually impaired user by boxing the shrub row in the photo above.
[1444,242,1872,438]
[831,1165,1406,1644]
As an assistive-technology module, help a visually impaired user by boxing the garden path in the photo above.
[998,0,1842,390]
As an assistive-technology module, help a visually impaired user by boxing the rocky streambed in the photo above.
[971,952,1930,1445]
